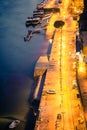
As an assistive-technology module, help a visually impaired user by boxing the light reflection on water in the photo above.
[0,0,49,121]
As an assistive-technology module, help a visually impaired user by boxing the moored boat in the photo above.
[24,30,33,41]
[37,3,45,10]
[9,120,20,129]
[42,14,51,21]
[33,10,44,15]
[33,13,44,18]
[25,17,41,26]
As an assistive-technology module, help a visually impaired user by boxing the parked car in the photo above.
[46,89,56,94]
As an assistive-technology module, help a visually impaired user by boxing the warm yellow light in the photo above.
[49,39,53,44]
[83,46,87,55]
[79,66,84,72]
[78,62,86,72]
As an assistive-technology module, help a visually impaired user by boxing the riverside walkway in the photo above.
[35,0,86,130]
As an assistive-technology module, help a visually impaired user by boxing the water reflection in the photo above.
[0,0,49,127]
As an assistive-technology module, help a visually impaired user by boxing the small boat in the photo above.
[33,10,44,15]
[41,23,48,30]
[39,0,47,5]
[9,120,20,129]
[24,30,33,41]
[26,16,38,20]
[44,13,52,17]
[33,14,44,18]
[32,17,41,25]
[27,16,33,20]
[42,14,51,21]
[33,12,44,15]
[37,3,45,10]
[25,17,33,26]
[33,29,41,34]
[34,55,49,77]
[25,17,41,26]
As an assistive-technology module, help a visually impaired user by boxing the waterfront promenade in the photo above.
[34,0,86,130]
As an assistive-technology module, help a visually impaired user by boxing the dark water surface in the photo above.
[0,0,49,129]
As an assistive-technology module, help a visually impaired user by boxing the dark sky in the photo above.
[84,0,87,7]
[79,0,87,20]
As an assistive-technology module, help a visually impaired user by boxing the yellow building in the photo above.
[83,46,87,63]
[73,0,84,14]
[74,0,84,7]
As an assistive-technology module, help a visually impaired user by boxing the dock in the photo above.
[34,55,49,78]
[34,0,86,130]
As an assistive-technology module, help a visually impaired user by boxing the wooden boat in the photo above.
[9,120,20,129]
[37,3,45,10]
[33,13,44,18]
[24,30,33,41]
[33,10,44,15]
[25,17,41,26]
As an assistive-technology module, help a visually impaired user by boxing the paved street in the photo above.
[35,0,86,130]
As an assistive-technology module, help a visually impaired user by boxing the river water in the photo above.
[0,0,50,129]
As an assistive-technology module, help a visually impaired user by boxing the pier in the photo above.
[34,0,87,130]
